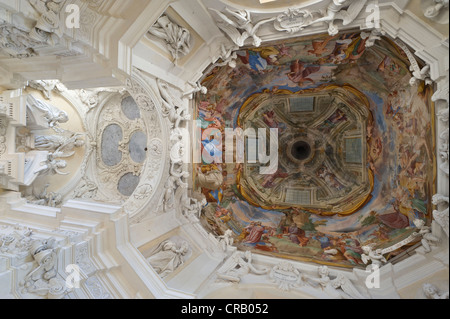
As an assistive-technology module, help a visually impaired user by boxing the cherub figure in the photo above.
[409,64,433,86]
[361,245,387,267]
[217,229,234,251]
[413,219,440,253]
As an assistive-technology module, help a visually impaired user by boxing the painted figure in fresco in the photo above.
[277,44,291,58]
[236,221,254,242]
[377,55,401,75]
[326,108,347,126]
[287,60,321,86]
[243,221,265,244]
[261,168,289,188]
[288,223,309,247]
[252,46,281,65]
[197,164,224,191]
[316,166,345,191]
[313,233,332,249]
[308,35,338,57]
[335,235,363,266]
[236,50,268,72]
[321,33,367,65]
[262,110,286,131]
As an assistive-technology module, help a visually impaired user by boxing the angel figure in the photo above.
[307,266,366,299]
[147,240,190,278]
[311,0,368,36]
[157,78,190,128]
[27,95,68,132]
[361,245,387,267]
[308,35,338,57]
[287,60,321,86]
[34,153,69,177]
[216,251,269,283]
[432,194,449,237]
[209,7,275,47]
[412,219,440,253]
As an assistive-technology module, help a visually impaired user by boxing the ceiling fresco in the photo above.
[194,31,435,268]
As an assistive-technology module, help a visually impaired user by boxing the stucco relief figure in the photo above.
[28,80,65,100]
[157,78,190,129]
[307,266,365,299]
[217,251,269,283]
[148,15,192,62]
[361,245,387,267]
[209,8,275,47]
[423,283,449,299]
[218,229,234,251]
[412,219,440,253]
[361,29,385,47]
[147,240,190,278]
[311,0,368,36]
[183,194,207,218]
[216,43,239,68]
[34,133,85,156]
[34,153,69,176]
[73,176,98,199]
[409,64,432,86]
[20,238,67,299]
[439,128,449,176]
[432,194,449,237]
[164,163,189,211]
[197,166,223,190]
[183,81,208,99]
[27,184,62,207]
[28,0,64,46]
[27,95,68,132]
[424,0,449,19]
